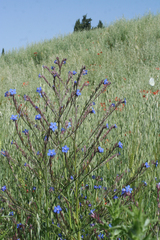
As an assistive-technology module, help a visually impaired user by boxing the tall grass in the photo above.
[0,10,160,239]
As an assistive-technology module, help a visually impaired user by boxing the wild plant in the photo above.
[0,57,158,239]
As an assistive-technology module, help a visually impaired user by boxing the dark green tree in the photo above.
[91,20,104,31]
[74,19,82,32]
[97,20,104,29]
[2,48,5,56]
[73,14,92,33]
[81,14,92,31]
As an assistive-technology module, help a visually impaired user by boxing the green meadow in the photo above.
[0,11,160,239]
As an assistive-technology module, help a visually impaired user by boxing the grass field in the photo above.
[0,11,160,239]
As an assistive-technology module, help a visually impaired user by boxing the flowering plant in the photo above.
[1,57,157,239]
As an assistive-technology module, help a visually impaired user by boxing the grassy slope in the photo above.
[0,11,160,225]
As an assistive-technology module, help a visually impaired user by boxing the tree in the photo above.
[91,20,104,31]
[74,19,82,32]
[97,20,104,29]
[73,15,105,33]
[81,14,92,31]
[73,14,92,33]
[2,48,5,56]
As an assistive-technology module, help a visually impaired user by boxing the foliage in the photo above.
[73,14,104,33]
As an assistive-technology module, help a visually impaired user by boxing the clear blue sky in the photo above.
[1,0,160,54]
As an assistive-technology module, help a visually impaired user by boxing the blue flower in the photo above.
[23,94,27,101]
[70,176,74,180]
[9,89,16,96]
[44,136,49,141]
[62,145,69,153]
[47,149,56,157]
[10,115,18,121]
[17,223,22,229]
[113,195,118,199]
[50,122,58,132]
[89,209,95,215]
[53,205,62,214]
[4,91,10,97]
[1,186,6,191]
[142,181,147,186]
[118,141,123,149]
[121,185,133,195]
[76,89,81,96]
[90,223,95,227]
[145,162,150,168]
[83,70,88,75]
[104,79,108,84]
[92,175,96,179]
[67,122,71,128]
[98,233,104,239]
[33,187,36,191]
[61,128,65,133]
[9,211,14,216]
[22,129,29,135]
[91,107,96,114]
[36,87,42,95]
[50,187,54,191]
[35,114,41,120]
[98,146,104,153]
[125,185,133,193]
[121,188,126,195]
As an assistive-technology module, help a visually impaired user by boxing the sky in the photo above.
[1,0,160,54]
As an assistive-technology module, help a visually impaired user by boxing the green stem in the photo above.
[44,166,49,239]
[69,206,72,230]
[63,153,67,180]
[74,132,81,239]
